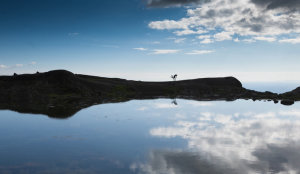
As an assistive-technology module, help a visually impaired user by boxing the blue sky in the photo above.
[0,0,300,82]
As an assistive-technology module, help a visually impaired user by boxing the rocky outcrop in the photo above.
[280,87,300,101]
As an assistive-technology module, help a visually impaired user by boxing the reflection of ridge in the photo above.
[146,110,300,174]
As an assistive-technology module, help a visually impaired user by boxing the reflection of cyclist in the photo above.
[172,99,178,105]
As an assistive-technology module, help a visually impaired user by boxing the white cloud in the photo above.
[148,0,300,43]
[214,31,233,41]
[134,47,148,51]
[233,38,240,42]
[151,41,161,44]
[197,35,210,39]
[152,49,180,54]
[197,35,214,44]
[279,37,300,44]
[243,39,256,43]
[149,19,188,30]
[30,61,37,65]
[168,37,187,43]
[185,50,214,55]
[174,29,206,36]
[200,38,214,44]
[0,64,7,69]
[174,38,186,44]
[254,36,276,42]
[15,64,23,67]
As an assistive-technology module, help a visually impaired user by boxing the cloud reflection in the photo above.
[131,150,239,174]
[136,109,300,174]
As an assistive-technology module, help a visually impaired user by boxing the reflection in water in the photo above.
[171,99,178,106]
[138,109,300,174]
[131,150,238,174]
[0,99,300,174]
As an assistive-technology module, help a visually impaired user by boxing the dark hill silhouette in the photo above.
[0,70,298,118]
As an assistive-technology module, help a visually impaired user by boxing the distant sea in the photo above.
[243,82,300,93]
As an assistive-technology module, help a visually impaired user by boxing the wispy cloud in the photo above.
[174,29,206,36]
[279,37,300,44]
[186,50,214,55]
[0,61,37,70]
[174,38,186,44]
[168,37,186,44]
[0,64,7,69]
[152,49,180,54]
[243,39,256,43]
[68,32,79,36]
[134,47,148,51]
[15,64,23,67]
[101,45,119,48]
[254,36,276,42]
[151,41,161,44]
[200,38,214,44]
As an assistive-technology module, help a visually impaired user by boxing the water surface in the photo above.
[0,99,300,174]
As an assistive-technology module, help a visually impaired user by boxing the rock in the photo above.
[281,100,295,106]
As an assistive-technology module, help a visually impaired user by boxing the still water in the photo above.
[0,98,300,174]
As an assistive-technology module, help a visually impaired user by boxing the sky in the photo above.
[0,0,300,82]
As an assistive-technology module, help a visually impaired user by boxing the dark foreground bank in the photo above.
[0,70,298,118]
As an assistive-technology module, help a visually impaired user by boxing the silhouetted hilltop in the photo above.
[280,87,300,103]
[0,70,298,118]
